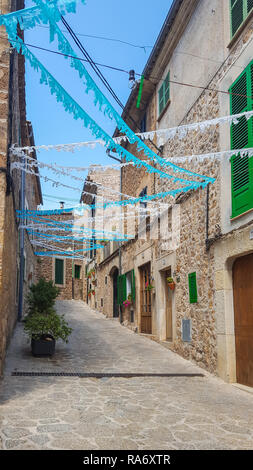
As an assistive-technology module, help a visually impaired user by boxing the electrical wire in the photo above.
[60,16,161,154]
[3,34,253,100]
[37,24,153,51]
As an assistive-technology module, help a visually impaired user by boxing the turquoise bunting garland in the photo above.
[7,38,204,187]
[32,0,214,183]
[0,0,214,185]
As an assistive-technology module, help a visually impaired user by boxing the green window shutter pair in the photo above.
[158,71,170,116]
[188,272,198,304]
[229,60,253,218]
[230,0,253,38]
[117,274,127,305]
[55,258,64,285]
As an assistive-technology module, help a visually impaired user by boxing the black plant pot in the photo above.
[31,334,56,357]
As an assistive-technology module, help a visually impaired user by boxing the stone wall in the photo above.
[0,0,39,375]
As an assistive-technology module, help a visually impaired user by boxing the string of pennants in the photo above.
[1,0,250,259]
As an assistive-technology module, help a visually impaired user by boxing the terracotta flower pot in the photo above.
[168,282,176,290]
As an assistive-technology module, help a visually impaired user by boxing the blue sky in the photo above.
[25,0,172,208]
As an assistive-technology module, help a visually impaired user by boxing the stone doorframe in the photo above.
[153,252,176,342]
[214,226,253,383]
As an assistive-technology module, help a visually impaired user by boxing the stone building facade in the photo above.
[0,1,42,374]
[80,166,121,313]
[87,0,253,387]
[36,211,83,301]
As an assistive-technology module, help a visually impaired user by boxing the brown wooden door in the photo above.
[140,263,152,334]
[233,254,253,387]
[165,270,172,341]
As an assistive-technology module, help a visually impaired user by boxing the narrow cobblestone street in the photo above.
[0,300,253,450]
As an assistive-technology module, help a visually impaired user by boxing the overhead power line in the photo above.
[37,24,153,51]
[3,34,253,101]
[60,16,161,153]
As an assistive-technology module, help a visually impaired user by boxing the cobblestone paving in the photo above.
[0,300,253,450]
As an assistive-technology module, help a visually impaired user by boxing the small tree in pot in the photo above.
[24,278,72,357]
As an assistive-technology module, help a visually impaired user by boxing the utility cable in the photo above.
[3,34,253,101]
[60,16,161,153]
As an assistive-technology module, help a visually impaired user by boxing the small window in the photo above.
[74,265,81,279]
[101,298,103,307]
[55,258,64,285]
[230,0,253,38]
[158,71,170,116]
[139,186,147,209]
[105,276,107,285]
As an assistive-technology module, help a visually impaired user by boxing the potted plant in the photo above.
[87,271,92,279]
[24,278,72,356]
[88,289,95,298]
[145,281,154,292]
[90,268,95,278]
[167,277,176,290]
[123,294,132,308]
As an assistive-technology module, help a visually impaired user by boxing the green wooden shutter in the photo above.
[231,154,253,217]
[231,0,244,37]
[117,274,127,305]
[230,70,249,149]
[188,272,198,304]
[158,72,170,116]
[230,0,253,38]
[230,61,253,218]
[247,0,253,14]
[55,258,64,285]
[158,85,164,116]
[164,71,170,104]
[131,269,135,301]
[74,265,81,279]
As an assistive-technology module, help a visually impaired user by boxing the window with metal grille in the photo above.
[229,59,253,218]
[230,0,253,38]
[158,71,170,116]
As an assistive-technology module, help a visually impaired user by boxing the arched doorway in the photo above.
[110,267,119,318]
[233,253,253,387]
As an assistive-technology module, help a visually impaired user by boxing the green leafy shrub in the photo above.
[27,278,60,315]
[24,278,72,343]
[24,312,72,342]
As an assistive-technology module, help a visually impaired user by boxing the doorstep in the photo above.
[231,383,253,395]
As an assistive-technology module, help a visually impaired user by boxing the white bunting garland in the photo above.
[10,110,253,154]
